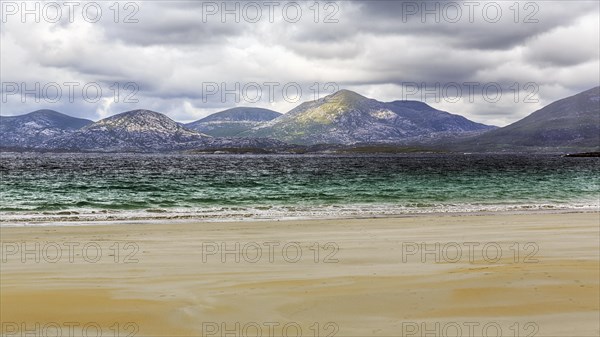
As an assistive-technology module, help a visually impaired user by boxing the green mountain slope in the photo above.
[185,107,281,137]
[459,86,600,152]
[240,90,494,145]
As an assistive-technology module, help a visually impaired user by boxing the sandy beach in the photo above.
[1,212,599,336]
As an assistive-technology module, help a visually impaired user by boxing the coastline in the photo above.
[1,212,599,336]
[1,205,598,227]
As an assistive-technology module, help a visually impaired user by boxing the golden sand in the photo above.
[1,212,599,336]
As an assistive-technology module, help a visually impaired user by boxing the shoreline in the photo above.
[1,207,598,228]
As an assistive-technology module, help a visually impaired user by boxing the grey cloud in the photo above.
[345,1,598,50]
[1,0,598,127]
[523,15,600,67]
[102,5,246,46]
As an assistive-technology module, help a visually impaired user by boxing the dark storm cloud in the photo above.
[345,0,597,50]
[101,3,246,46]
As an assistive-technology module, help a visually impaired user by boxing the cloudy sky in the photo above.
[1,0,598,126]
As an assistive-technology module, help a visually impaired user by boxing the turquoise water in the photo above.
[0,153,598,224]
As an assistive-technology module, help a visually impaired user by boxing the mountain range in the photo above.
[0,109,286,152]
[0,109,93,148]
[240,90,495,145]
[42,110,210,152]
[1,88,598,153]
[453,86,600,152]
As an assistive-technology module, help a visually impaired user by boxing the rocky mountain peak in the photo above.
[327,89,369,102]
[91,109,185,133]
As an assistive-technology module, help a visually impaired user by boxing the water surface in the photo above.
[1,153,598,224]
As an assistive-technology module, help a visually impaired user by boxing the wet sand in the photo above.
[1,212,599,336]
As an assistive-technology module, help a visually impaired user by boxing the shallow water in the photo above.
[1,153,598,224]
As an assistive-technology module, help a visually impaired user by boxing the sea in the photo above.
[0,153,598,225]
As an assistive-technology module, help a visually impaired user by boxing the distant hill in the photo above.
[7,87,595,153]
[0,109,92,148]
[40,109,286,152]
[456,86,600,152]
[240,90,495,145]
[185,107,281,137]
[42,109,209,152]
